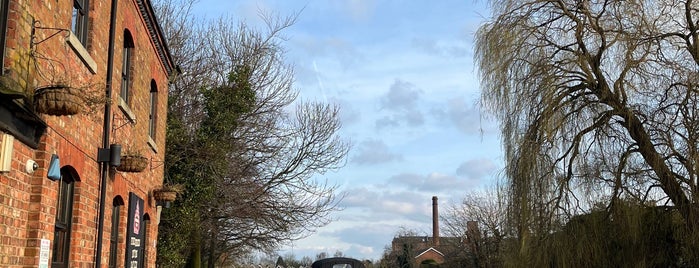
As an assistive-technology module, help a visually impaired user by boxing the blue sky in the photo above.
[193,0,498,261]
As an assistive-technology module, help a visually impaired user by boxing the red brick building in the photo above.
[390,197,481,267]
[0,0,174,267]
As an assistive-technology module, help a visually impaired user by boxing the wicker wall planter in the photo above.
[116,155,148,172]
[34,85,83,116]
[153,190,178,202]
[153,184,183,207]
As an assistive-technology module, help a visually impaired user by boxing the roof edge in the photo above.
[414,247,445,259]
[137,0,176,77]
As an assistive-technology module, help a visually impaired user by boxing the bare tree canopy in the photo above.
[442,185,507,267]
[476,0,699,264]
[153,0,350,266]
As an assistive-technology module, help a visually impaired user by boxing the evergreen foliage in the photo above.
[153,1,350,266]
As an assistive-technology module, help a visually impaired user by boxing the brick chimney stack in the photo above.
[432,196,440,246]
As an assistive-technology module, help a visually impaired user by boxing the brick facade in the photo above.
[0,0,174,267]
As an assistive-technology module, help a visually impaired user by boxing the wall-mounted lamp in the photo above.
[97,144,122,167]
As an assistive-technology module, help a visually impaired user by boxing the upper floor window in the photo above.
[0,0,9,70]
[71,0,89,44]
[121,30,134,104]
[149,80,158,139]
[52,168,76,268]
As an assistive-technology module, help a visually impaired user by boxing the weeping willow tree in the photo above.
[533,202,684,267]
[476,0,699,265]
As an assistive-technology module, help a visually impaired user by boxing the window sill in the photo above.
[147,137,158,154]
[66,31,97,74]
[117,97,136,123]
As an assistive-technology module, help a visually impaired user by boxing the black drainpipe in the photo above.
[96,0,118,266]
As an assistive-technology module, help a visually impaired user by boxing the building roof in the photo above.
[137,0,176,76]
[415,247,444,259]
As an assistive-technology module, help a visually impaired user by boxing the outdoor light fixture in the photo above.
[97,143,122,167]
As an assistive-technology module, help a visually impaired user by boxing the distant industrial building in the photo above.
[390,196,483,267]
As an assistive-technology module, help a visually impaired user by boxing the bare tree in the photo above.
[153,0,349,266]
[443,185,507,241]
[476,0,699,264]
[442,185,507,268]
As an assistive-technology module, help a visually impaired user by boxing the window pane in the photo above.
[140,219,150,268]
[149,91,156,137]
[0,0,9,67]
[71,8,78,33]
[71,0,88,43]
[52,230,66,262]
[53,170,74,267]
[120,47,130,102]
[109,205,120,268]
[149,82,157,138]
[58,181,73,224]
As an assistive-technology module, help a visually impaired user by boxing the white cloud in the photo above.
[380,79,422,110]
[411,37,469,58]
[429,96,486,134]
[374,116,401,129]
[387,172,475,194]
[191,0,498,262]
[351,139,402,165]
[340,187,435,222]
[375,79,425,129]
[456,158,498,180]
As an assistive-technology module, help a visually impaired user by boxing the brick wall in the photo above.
[0,0,172,267]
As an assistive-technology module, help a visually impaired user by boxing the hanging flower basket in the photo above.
[116,154,148,172]
[153,189,178,202]
[153,184,183,203]
[33,85,83,116]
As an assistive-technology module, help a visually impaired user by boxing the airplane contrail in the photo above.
[312,60,328,102]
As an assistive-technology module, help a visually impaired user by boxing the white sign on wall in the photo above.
[39,239,50,268]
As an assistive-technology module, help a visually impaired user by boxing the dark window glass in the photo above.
[139,216,150,268]
[0,0,9,70]
[149,81,157,139]
[108,199,122,268]
[121,31,134,104]
[52,170,75,268]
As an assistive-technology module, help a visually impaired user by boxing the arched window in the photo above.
[52,167,77,268]
[140,214,151,268]
[149,80,157,139]
[120,30,134,104]
[108,196,125,268]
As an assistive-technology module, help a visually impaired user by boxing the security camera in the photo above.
[25,159,38,174]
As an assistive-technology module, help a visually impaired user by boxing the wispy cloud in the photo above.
[351,139,402,165]
[341,187,432,217]
[193,0,498,262]
[456,158,498,180]
[387,172,475,194]
[375,79,425,129]
[430,96,495,135]
[380,79,422,110]
[411,38,469,58]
